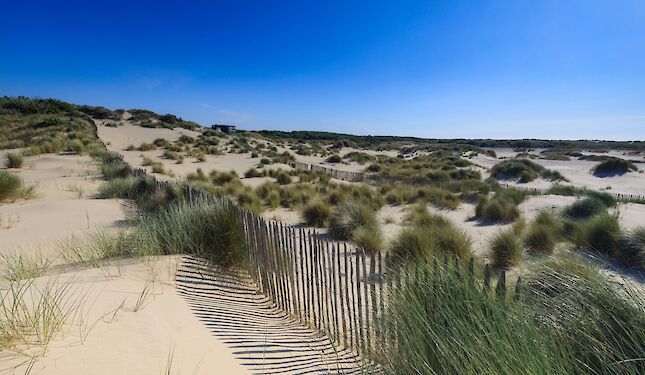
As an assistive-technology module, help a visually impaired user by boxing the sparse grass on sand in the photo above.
[5,152,23,168]
[0,170,36,203]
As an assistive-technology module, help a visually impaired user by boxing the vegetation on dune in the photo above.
[562,197,608,220]
[390,204,471,264]
[5,152,23,168]
[592,157,638,176]
[0,170,23,201]
[475,189,527,223]
[489,229,523,269]
[328,201,378,241]
[490,159,567,183]
[301,199,331,227]
[0,96,103,154]
[522,211,563,255]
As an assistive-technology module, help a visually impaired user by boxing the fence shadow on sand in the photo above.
[175,256,380,375]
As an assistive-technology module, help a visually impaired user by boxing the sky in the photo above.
[1,0,644,140]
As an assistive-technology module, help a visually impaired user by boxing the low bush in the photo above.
[326,154,342,163]
[0,170,22,201]
[489,229,522,269]
[617,227,645,269]
[275,171,292,185]
[139,143,156,151]
[301,199,331,227]
[490,159,544,182]
[352,225,384,253]
[574,214,621,257]
[210,170,239,185]
[476,195,519,222]
[244,168,263,178]
[328,201,378,241]
[132,200,247,267]
[5,153,23,168]
[592,158,638,176]
[562,197,607,220]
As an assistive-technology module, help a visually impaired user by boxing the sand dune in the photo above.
[0,153,125,260]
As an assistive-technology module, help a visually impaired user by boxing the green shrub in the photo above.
[523,223,557,255]
[490,159,544,182]
[574,214,621,257]
[275,171,292,185]
[101,161,130,181]
[562,197,607,220]
[5,152,23,168]
[617,227,645,269]
[352,225,384,253]
[65,139,85,154]
[383,259,576,374]
[489,229,522,269]
[592,158,638,176]
[132,200,247,268]
[476,195,519,222]
[582,190,616,207]
[326,154,342,163]
[139,143,156,151]
[328,201,377,240]
[244,168,262,178]
[210,170,239,185]
[0,170,22,201]
[301,200,331,227]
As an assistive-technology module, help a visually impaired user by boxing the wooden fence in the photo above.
[128,162,517,361]
[292,160,645,204]
[293,161,368,183]
[498,183,645,204]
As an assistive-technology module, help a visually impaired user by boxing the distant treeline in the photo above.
[253,130,645,151]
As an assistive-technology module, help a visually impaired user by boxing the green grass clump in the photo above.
[132,199,247,267]
[574,214,621,257]
[210,170,239,185]
[617,227,645,269]
[383,259,571,374]
[523,253,645,374]
[301,199,331,227]
[489,229,522,269]
[490,159,565,182]
[326,154,342,163]
[352,225,384,253]
[391,208,471,264]
[275,171,292,185]
[0,170,22,201]
[5,152,23,168]
[139,143,156,151]
[328,201,378,241]
[475,189,526,223]
[490,159,544,182]
[244,167,263,178]
[562,197,607,220]
[523,211,563,255]
[592,157,638,176]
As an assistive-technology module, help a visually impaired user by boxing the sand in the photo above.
[473,148,645,197]
[0,256,249,375]
[0,153,125,260]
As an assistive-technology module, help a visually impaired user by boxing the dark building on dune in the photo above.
[211,124,236,133]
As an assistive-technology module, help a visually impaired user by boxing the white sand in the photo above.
[473,149,645,197]
[1,256,249,375]
[0,154,125,260]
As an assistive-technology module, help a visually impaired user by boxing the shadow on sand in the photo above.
[175,256,379,375]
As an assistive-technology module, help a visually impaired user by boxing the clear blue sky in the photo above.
[1,1,644,140]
